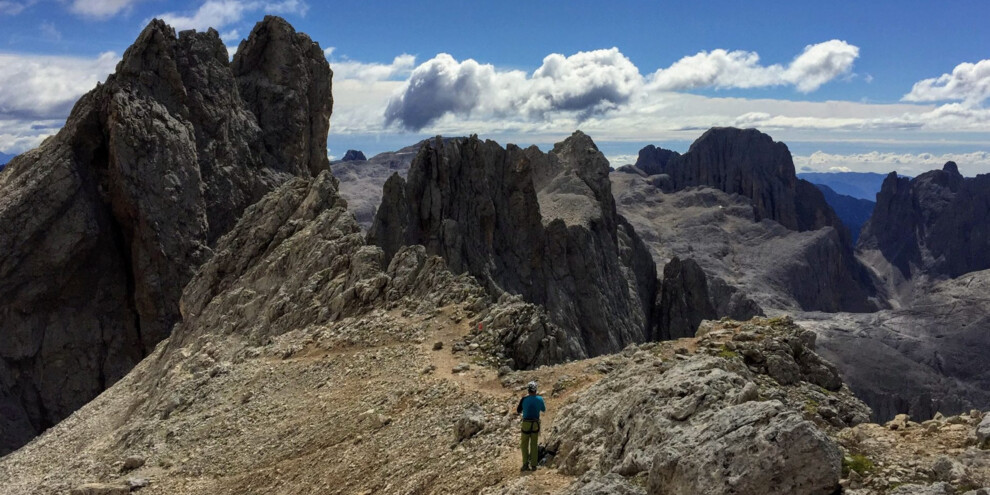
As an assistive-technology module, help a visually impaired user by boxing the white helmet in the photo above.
[527,381,538,393]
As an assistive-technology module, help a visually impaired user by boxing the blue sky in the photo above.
[1,0,989,174]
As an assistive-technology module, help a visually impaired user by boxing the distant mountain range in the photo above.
[812,184,875,243]
[797,171,894,201]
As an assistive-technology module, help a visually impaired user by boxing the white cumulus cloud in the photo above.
[0,51,118,120]
[648,40,859,93]
[384,48,642,130]
[0,51,118,153]
[903,59,990,105]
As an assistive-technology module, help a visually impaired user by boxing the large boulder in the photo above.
[0,16,331,455]
[978,414,990,449]
[368,132,657,367]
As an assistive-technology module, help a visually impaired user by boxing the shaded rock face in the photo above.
[169,171,486,352]
[858,163,990,280]
[0,17,331,455]
[656,257,763,340]
[340,149,366,162]
[368,132,657,367]
[634,144,679,176]
[656,257,717,340]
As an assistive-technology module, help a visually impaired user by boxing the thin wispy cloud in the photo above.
[154,0,308,31]
[70,0,141,19]
[0,0,37,15]
[794,150,990,176]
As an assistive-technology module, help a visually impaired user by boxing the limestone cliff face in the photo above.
[662,128,846,237]
[858,162,990,280]
[0,16,331,455]
[633,127,878,313]
[368,132,657,367]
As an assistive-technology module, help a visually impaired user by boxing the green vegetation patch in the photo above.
[841,454,875,477]
[717,345,739,360]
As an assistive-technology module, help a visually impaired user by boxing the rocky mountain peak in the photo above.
[369,133,657,367]
[634,144,679,175]
[232,15,333,177]
[341,149,367,161]
[859,163,990,280]
[665,127,815,230]
[632,127,877,312]
[0,16,331,456]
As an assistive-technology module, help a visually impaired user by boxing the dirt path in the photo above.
[416,306,606,492]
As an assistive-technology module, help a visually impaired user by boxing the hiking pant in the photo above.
[520,419,540,467]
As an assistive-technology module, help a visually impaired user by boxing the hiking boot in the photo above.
[520,465,531,472]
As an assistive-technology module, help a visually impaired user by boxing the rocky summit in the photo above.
[0,16,332,455]
[368,133,658,368]
[617,128,880,314]
[859,162,990,290]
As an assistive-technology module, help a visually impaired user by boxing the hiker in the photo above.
[516,381,546,472]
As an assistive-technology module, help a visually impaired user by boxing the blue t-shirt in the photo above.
[517,395,546,420]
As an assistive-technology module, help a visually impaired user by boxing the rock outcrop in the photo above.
[611,171,879,314]
[0,16,331,455]
[655,257,716,340]
[548,317,871,495]
[655,257,764,340]
[858,162,990,281]
[624,128,878,313]
[368,132,657,367]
